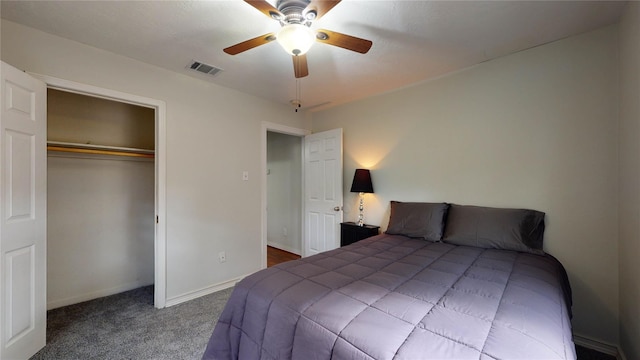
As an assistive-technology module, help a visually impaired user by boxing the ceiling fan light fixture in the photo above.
[276,24,316,55]
[304,10,317,20]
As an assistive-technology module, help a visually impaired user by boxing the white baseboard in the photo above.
[47,280,153,310]
[164,274,247,308]
[267,241,301,255]
[573,334,625,360]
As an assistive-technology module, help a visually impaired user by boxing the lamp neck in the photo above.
[357,192,365,226]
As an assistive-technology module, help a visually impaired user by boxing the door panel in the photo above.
[6,131,34,220]
[323,213,337,250]
[307,212,320,253]
[6,245,35,344]
[324,159,336,201]
[1,61,47,360]
[304,129,342,256]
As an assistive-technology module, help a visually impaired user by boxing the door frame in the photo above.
[29,73,168,308]
[261,122,310,268]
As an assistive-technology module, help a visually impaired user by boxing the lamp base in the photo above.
[357,193,364,226]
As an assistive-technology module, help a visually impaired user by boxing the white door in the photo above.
[0,61,47,359]
[304,128,343,256]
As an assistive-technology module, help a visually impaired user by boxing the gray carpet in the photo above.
[30,286,232,360]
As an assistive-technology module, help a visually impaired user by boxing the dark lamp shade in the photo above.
[350,169,374,193]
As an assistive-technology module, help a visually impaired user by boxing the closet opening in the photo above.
[46,88,157,309]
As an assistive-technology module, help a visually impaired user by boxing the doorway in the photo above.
[46,89,155,309]
[266,131,303,256]
[34,74,167,308]
[261,122,310,268]
[261,124,344,266]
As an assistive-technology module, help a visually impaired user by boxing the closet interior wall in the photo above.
[46,89,155,309]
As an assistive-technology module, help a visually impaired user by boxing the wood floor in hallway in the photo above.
[267,246,301,267]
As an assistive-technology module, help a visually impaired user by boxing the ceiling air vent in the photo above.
[186,60,223,77]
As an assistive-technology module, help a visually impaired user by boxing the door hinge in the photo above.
[156,215,159,224]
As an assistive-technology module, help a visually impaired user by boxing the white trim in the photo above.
[261,122,310,269]
[29,73,168,309]
[263,122,311,137]
[30,73,160,109]
[573,334,624,360]
[155,101,167,309]
[47,280,153,310]
[164,274,247,308]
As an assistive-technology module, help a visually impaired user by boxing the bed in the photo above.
[203,202,575,360]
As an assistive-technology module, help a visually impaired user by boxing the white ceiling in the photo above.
[0,0,627,111]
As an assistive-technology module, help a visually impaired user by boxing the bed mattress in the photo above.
[203,234,575,359]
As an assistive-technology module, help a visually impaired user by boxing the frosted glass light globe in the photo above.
[276,24,315,56]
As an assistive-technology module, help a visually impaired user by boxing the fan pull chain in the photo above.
[295,77,302,112]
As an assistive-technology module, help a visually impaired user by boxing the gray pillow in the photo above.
[385,201,449,241]
[442,204,545,254]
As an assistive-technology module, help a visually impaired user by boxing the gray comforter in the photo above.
[203,234,575,359]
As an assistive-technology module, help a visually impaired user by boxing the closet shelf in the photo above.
[47,141,155,159]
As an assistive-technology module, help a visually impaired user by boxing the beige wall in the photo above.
[313,26,620,344]
[1,20,309,302]
[618,2,640,359]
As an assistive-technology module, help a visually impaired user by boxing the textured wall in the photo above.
[313,26,620,344]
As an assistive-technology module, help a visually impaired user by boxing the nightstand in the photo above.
[340,222,380,247]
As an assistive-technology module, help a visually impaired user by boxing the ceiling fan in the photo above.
[224,0,373,78]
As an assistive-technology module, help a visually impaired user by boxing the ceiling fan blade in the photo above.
[304,0,341,20]
[244,0,283,20]
[293,55,309,78]
[224,33,276,55]
[316,29,372,54]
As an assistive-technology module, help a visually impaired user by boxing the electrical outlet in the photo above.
[283,226,288,237]
[242,171,249,181]
[218,251,226,263]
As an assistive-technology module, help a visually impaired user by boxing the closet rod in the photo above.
[47,146,154,158]
[47,141,155,158]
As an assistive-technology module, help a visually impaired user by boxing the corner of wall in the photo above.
[618,2,640,360]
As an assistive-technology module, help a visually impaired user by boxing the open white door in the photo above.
[304,128,343,256]
[0,62,47,359]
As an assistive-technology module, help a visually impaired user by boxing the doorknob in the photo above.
[333,206,342,211]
